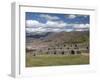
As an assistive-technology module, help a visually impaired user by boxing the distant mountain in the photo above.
[26,31,89,46]
[26,32,53,39]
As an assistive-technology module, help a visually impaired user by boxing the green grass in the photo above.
[26,54,89,67]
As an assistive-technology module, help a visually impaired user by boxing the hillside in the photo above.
[26,31,89,47]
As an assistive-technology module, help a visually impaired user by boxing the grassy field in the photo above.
[26,54,89,67]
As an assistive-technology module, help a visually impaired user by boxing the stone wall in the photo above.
[26,43,89,56]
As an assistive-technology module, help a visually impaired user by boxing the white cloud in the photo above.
[26,20,67,28]
[73,23,89,29]
[66,14,89,19]
[40,14,60,20]
[26,20,67,33]
[68,14,76,19]
[65,14,78,19]
[45,21,67,28]
[71,23,89,31]
[26,20,39,27]
[26,20,45,28]
[84,15,88,18]
[26,27,46,33]
[26,19,89,33]
[75,28,89,31]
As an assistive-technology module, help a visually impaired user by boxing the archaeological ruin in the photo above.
[26,43,89,56]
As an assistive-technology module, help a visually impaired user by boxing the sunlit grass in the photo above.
[26,54,89,67]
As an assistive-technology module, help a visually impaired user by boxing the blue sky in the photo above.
[26,12,90,33]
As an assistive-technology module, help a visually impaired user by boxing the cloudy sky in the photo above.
[26,12,90,33]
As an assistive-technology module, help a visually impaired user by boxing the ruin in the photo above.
[26,43,89,56]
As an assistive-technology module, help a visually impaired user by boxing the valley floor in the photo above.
[26,54,89,67]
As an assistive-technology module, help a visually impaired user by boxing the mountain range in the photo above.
[26,31,89,44]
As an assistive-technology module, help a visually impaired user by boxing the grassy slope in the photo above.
[26,55,89,67]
